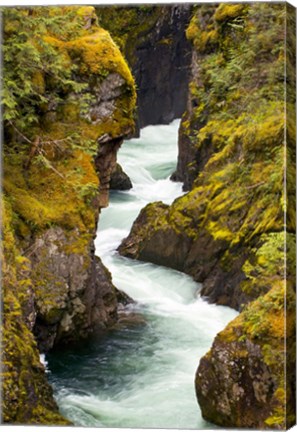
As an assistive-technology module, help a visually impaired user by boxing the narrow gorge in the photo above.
[46,120,237,428]
[2,3,296,430]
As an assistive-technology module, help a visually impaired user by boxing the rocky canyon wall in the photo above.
[119,3,296,429]
[97,5,192,128]
[2,6,136,424]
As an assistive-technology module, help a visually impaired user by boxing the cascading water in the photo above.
[46,120,237,429]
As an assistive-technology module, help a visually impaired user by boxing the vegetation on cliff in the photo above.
[196,280,295,429]
[2,199,70,425]
[119,3,295,428]
[2,6,136,424]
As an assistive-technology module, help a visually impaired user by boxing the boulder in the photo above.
[110,163,132,190]
[196,283,296,430]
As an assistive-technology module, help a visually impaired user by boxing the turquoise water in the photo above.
[46,120,237,428]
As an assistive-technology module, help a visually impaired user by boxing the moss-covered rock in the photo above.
[196,282,296,429]
[2,200,70,425]
[2,5,136,425]
[119,3,295,428]
[119,2,295,304]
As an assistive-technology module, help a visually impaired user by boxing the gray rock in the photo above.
[31,227,118,352]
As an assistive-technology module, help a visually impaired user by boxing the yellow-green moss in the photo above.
[3,6,137,424]
[214,4,246,22]
[186,12,218,53]
[66,30,133,86]
[96,5,160,65]
[4,148,99,238]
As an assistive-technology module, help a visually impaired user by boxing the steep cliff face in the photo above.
[2,201,69,425]
[119,3,296,428]
[3,6,136,424]
[97,5,192,128]
[119,2,295,306]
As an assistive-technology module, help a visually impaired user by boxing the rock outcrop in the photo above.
[2,200,70,425]
[196,282,296,429]
[31,227,118,353]
[110,163,132,190]
[119,3,296,429]
[97,5,192,128]
[3,6,136,424]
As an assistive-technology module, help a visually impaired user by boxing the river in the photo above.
[46,120,237,429]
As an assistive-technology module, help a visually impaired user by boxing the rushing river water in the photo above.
[46,120,237,429]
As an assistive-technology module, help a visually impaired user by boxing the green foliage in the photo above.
[2,7,87,133]
[243,232,295,281]
[2,7,136,424]
[178,3,288,245]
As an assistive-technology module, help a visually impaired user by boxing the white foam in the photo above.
[52,120,237,429]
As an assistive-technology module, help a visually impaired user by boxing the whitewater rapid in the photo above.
[46,120,237,429]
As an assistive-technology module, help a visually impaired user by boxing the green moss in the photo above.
[4,148,99,237]
[186,8,218,53]
[214,4,246,22]
[241,232,295,299]
[3,5,137,424]
[66,30,134,86]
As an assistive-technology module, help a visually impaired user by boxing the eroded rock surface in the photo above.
[30,227,118,352]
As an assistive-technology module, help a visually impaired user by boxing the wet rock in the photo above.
[118,201,193,273]
[116,288,135,308]
[110,163,133,190]
[134,6,192,127]
[31,227,118,352]
[170,113,199,190]
[118,202,252,310]
[171,110,212,191]
[195,284,296,429]
[95,138,124,208]
[116,311,147,329]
